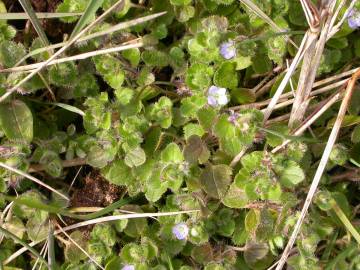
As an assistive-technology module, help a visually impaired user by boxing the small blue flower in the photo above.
[220,40,236,60]
[348,9,360,29]
[122,265,135,270]
[228,111,240,124]
[207,86,229,107]
[172,222,189,240]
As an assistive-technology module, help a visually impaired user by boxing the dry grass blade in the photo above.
[239,0,284,32]
[274,69,360,270]
[271,90,343,153]
[231,68,359,111]
[1,41,143,73]
[14,12,166,67]
[29,158,86,173]
[32,239,48,270]
[4,209,199,265]
[313,67,359,88]
[0,0,126,103]
[238,0,297,48]
[262,31,310,123]
[0,161,69,201]
[59,210,200,231]
[70,0,104,39]
[327,0,357,39]
[55,223,104,270]
[0,12,83,19]
[0,226,49,268]
[230,147,248,168]
[288,1,337,127]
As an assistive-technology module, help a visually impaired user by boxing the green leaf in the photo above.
[122,48,141,67]
[180,95,207,118]
[170,0,192,6]
[351,125,360,143]
[223,182,249,208]
[169,47,185,69]
[183,123,205,140]
[213,62,238,89]
[145,169,168,202]
[245,209,260,233]
[26,210,49,241]
[197,106,217,130]
[103,0,131,19]
[264,124,289,147]
[256,209,275,240]
[56,0,89,23]
[125,146,147,168]
[0,40,26,67]
[234,55,252,70]
[115,87,134,105]
[122,205,147,238]
[3,216,26,239]
[161,143,183,163]
[183,135,210,164]
[142,50,169,67]
[187,31,220,63]
[185,63,213,92]
[327,115,360,129]
[49,62,78,87]
[329,144,348,166]
[137,67,155,86]
[65,231,89,263]
[244,241,273,269]
[93,55,124,90]
[91,223,117,247]
[0,100,33,143]
[86,145,114,168]
[231,88,256,104]
[120,243,144,263]
[278,160,305,188]
[175,5,195,22]
[252,53,272,74]
[148,96,173,129]
[200,164,232,199]
[101,159,133,186]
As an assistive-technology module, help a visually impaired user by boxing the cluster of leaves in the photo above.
[0,0,359,269]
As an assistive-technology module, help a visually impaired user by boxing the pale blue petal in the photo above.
[208,85,220,95]
[218,95,229,105]
[208,96,218,106]
[217,87,227,96]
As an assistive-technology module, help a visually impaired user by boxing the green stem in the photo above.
[330,198,360,245]
[167,254,174,270]
[4,195,140,220]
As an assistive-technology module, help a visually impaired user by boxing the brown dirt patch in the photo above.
[70,171,122,208]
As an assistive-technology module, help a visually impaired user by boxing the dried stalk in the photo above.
[0,161,68,201]
[274,69,360,270]
[4,210,199,265]
[271,90,343,153]
[231,76,350,111]
[29,158,86,173]
[0,0,126,103]
[0,41,143,73]
[288,1,337,127]
[262,31,311,123]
